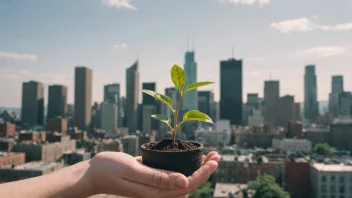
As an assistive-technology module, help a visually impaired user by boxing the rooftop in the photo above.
[13,161,59,171]
[312,163,352,172]
[213,183,247,198]
[0,152,23,157]
[281,138,311,143]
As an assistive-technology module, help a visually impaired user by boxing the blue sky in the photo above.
[0,0,352,107]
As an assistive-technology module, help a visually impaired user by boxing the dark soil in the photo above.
[144,139,199,152]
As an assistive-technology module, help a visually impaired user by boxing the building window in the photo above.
[322,185,327,193]
[340,176,345,183]
[331,176,336,182]
[339,186,345,193]
[322,176,327,182]
[331,185,336,193]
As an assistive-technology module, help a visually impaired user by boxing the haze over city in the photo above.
[1,0,352,107]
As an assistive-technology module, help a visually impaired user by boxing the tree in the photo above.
[312,143,331,155]
[247,175,290,198]
[188,182,214,198]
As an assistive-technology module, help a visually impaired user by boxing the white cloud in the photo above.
[102,0,136,10]
[219,0,270,6]
[0,68,31,79]
[296,46,347,58]
[113,43,128,49]
[37,73,72,85]
[0,51,37,61]
[271,17,352,33]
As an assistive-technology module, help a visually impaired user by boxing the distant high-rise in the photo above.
[74,67,93,130]
[142,82,156,106]
[21,81,45,126]
[104,83,121,127]
[198,91,215,120]
[329,75,344,117]
[332,75,344,93]
[126,60,139,133]
[220,58,243,125]
[247,93,259,109]
[47,85,68,120]
[263,80,280,126]
[183,51,197,111]
[101,102,118,133]
[304,65,319,121]
[278,95,295,129]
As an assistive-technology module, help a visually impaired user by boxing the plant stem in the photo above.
[173,93,182,143]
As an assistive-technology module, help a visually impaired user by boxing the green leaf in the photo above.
[183,110,214,124]
[171,64,186,92]
[140,89,173,110]
[183,81,215,94]
[151,114,171,125]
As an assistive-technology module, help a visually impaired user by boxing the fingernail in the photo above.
[176,176,188,188]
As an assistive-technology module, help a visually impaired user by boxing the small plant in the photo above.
[141,64,214,143]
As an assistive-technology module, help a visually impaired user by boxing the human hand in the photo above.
[88,151,220,198]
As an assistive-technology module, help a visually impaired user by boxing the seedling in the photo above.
[141,64,214,143]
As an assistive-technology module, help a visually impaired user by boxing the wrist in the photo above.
[62,160,96,198]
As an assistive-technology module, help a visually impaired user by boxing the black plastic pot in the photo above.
[140,139,203,176]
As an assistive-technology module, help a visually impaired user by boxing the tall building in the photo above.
[21,81,45,126]
[126,60,139,133]
[101,102,118,133]
[183,51,197,111]
[91,102,101,129]
[263,80,280,127]
[338,92,352,116]
[247,93,259,109]
[47,85,68,120]
[74,67,93,130]
[304,65,319,121]
[278,95,295,129]
[142,105,156,134]
[220,58,243,125]
[142,82,156,106]
[329,75,344,117]
[104,84,121,127]
[198,91,215,121]
[120,97,126,127]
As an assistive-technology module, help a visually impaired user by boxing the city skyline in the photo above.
[1,0,352,107]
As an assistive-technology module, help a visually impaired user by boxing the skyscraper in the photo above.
[142,82,156,106]
[263,80,280,127]
[278,95,295,129]
[126,60,139,133]
[21,81,44,126]
[304,65,319,121]
[104,83,121,127]
[329,75,344,117]
[220,58,243,125]
[198,91,215,120]
[47,85,68,120]
[247,93,259,109]
[101,102,118,133]
[332,75,344,93]
[74,66,93,130]
[183,51,197,111]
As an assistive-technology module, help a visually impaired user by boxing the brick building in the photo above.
[285,157,310,198]
[287,121,303,138]
[0,138,16,152]
[0,152,25,168]
[46,117,67,135]
[18,131,46,142]
[0,122,15,137]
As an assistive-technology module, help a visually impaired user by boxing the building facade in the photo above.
[101,102,118,133]
[126,61,139,133]
[220,58,243,125]
[304,65,319,121]
[182,51,197,111]
[0,122,15,137]
[272,138,312,153]
[21,81,45,126]
[278,95,295,129]
[263,80,280,127]
[47,85,68,120]
[104,83,122,127]
[74,67,93,130]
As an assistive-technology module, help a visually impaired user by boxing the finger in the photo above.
[202,151,219,165]
[135,156,142,162]
[209,153,220,163]
[123,161,189,189]
[157,160,219,197]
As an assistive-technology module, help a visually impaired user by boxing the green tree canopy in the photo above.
[312,143,331,155]
[188,182,214,198]
[247,175,290,198]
